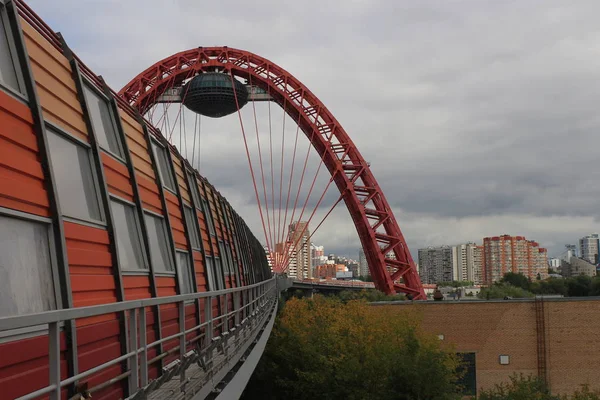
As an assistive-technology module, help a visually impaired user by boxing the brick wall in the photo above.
[379,298,600,395]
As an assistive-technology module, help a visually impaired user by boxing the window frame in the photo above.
[201,197,216,236]
[151,139,177,193]
[45,122,106,226]
[81,79,126,161]
[109,195,148,273]
[186,170,202,210]
[183,204,202,251]
[176,250,195,295]
[0,207,61,325]
[204,256,217,291]
[0,2,26,99]
[143,210,175,274]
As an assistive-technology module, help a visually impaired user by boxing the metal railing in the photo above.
[0,277,277,400]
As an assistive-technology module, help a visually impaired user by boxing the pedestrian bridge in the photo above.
[0,276,294,400]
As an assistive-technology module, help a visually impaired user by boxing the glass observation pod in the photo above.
[0,1,275,399]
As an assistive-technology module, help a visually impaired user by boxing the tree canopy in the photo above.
[242,296,462,400]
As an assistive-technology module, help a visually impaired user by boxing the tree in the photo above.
[501,272,531,291]
[478,283,534,299]
[243,296,462,400]
[566,275,592,297]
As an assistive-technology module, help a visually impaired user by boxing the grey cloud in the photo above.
[27,0,600,259]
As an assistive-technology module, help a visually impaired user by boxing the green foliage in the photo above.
[501,273,531,290]
[438,281,475,288]
[337,289,405,303]
[243,296,462,400]
[478,374,554,400]
[478,283,535,299]
[478,374,600,400]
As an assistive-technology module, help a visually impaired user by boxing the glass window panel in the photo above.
[215,257,225,289]
[151,141,176,191]
[219,241,230,276]
[47,129,103,222]
[176,251,194,294]
[205,256,216,291]
[82,84,123,157]
[0,216,55,317]
[187,172,202,209]
[183,206,201,249]
[0,11,20,92]
[144,213,173,272]
[202,198,216,235]
[110,200,146,270]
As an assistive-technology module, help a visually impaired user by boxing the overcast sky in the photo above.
[29,0,600,261]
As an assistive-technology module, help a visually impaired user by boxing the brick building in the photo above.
[379,297,600,396]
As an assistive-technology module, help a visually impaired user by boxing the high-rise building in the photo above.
[579,234,599,265]
[418,246,454,284]
[483,235,549,284]
[358,248,370,277]
[287,221,312,279]
[549,258,561,269]
[452,243,484,284]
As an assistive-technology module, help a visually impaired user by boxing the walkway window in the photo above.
[0,215,56,317]
[176,251,194,294]
[151,140,176,192]
[110,199,146,271]
[83,83,124,158]
[205,256,217,291]
[46,127,103,223]
[183,205,201,250]
[187,171,202,210]
[0,5,22,94]
[144,213,173,272]
[202,197,216,236]
[219,241,231,276]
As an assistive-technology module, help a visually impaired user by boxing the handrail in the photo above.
[0,277,275,332]
[2,277,278,400]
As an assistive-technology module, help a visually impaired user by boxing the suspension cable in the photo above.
[229,70,272,256]
[249,74,274,260]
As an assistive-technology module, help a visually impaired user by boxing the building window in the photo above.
[214,257,225,289]
[144,213,173,272]
[183,205,201,250]
[151,141,176,192]
[46,127,103,223]
[202,198,216,236]
[82,83,124,158]
[187,171,202,209]
[110,199,146,271]
[205,256,217,291]
[176,251,194,294]
[219,241,230,276]
[0,215,56,317]
[456,352,476,395]
[0,5,22,94]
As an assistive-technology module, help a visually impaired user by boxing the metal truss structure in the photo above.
[119,47,425,299]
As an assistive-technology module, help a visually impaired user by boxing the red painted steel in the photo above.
[118,47,425,298]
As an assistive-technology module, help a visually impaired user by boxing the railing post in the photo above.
[49,322,61,400]
[223,293,229,332]
[139,308,148,388]
[179,301,186,387]
[205,296,214,367]
[234,291,241,326]
[128,309,139,394]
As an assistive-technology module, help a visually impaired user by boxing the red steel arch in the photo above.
[119,47,425,299]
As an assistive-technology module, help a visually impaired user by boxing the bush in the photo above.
[479,374,600,400]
